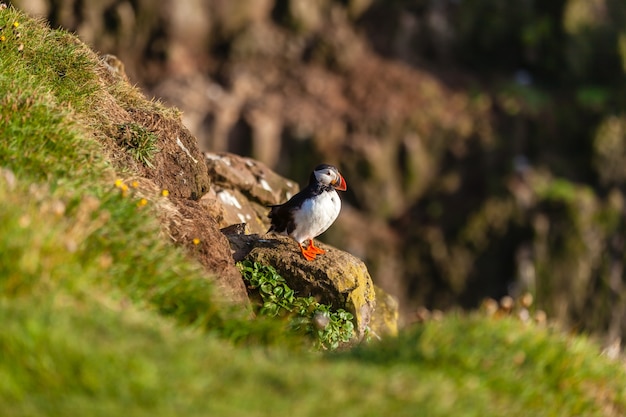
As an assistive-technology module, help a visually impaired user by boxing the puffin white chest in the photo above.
[291,190,341,244]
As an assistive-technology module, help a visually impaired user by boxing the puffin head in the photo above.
[313,164,347,191]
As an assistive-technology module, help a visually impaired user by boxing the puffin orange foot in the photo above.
[307,239,326,255]
[300,245,318,261]
[299,239,325,260]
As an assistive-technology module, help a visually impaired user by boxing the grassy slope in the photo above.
[1,7,625,416]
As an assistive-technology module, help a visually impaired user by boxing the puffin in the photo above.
[268,164,347,261]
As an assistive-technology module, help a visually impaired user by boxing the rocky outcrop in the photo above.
[86,48,401,333]
[201,152,297,234]
[227,233,376,339]
[204,152,399,337]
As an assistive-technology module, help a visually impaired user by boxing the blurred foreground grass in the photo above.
[1,6,625,416]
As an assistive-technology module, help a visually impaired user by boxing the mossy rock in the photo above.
[227,233,381,339]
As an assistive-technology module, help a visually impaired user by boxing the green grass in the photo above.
[0,14,105,188]
[347,316,626,416]
[116,122,159,168]
[1,6,626,416]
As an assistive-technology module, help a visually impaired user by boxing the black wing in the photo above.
[267,188,312,234]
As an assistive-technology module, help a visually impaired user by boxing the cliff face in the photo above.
[16,0,626,336]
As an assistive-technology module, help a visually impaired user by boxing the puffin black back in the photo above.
[267,202,297,234]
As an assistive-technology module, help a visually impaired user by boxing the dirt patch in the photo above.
[125,108,210,200]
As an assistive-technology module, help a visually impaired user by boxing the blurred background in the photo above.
[11,0,626,339]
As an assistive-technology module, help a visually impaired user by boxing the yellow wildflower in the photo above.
[0,35,5,42]
[192,238,200,245]
[12,21,19,28]
[131,180,139,188]
[161,189,169,197]
[137,198,148,207]
[114,179,123,188]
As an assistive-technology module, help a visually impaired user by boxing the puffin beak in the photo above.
[333,174,347,191]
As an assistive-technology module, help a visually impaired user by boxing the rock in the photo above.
[227,233,377,339]
[369,286,399,338]
[202,152,297,233]
[101,54,130,83]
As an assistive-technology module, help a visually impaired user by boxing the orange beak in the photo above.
[333,174,347,191]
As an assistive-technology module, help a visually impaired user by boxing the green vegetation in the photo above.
[116,122,159,168]
[1,7,626,416]
[238,260,355,350]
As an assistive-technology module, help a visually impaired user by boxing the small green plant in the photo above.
[116,122,159,168]
[311,303,355,350]
[237,260,355,350]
